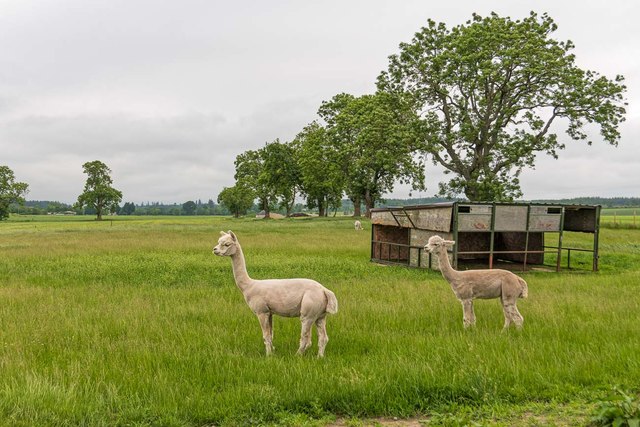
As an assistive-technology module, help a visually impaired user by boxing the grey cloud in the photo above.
[1,100,315,202]
[4,113,226,159]
[1,0,639,203]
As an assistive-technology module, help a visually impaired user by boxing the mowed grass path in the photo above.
[1,216,639,426]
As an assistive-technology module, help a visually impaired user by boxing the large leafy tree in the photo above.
[317,94,364,216]
[261,140,301,217]
[234,149,276,218]
[217,185,255,218]
[319,92,427,217]
[292,122,344,217]
[378,12,627,201]
[0,165,29,220]
[235,141,301,218]
[75,160,123,220]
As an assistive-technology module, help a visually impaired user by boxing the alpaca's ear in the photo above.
[445,240,456,246]
[219,230,227,236]
[229,231,237,241]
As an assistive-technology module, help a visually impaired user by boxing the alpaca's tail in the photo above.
[518,277,529,299]
[324,289,338,314]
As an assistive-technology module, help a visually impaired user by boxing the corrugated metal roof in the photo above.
[371,201,600,213]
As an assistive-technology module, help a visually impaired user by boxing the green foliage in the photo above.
[293,122,344,216]
[0,165,29,220]
[9,200,74,215]
[182,200,197,215]
[234,140,302,217]
[217,184,255,217]
[120,201,136,215]
[262,140,301,216]
[319,91,427,216]
[591,388,640,427]
[234,147,278,217]
[117,200,226,216]
[75,160,123,220]
[378,11,627,201]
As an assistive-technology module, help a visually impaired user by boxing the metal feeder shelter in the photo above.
[370,202,601,272]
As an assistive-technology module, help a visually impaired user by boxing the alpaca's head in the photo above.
[424,235,455,253]
[213,230,239,257]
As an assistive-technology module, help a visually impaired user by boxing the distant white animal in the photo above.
[213,231,338,356]
[354,220,363,230]
[424,235,528,329]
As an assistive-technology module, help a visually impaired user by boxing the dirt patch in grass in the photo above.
[329,417,425,427]
[327,402,593,426]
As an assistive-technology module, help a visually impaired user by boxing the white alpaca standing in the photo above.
[213,231,338,356]
[354,220,363,230]
[424,235,528,329]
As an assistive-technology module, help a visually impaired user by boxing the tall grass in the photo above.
[1,216,639,425]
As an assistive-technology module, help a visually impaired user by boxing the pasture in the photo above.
[0,215,639,426]
[601,208,640,229]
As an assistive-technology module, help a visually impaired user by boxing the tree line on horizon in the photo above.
[8,196,640,219]
[2,11,628,221]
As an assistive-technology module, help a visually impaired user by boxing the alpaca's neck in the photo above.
[436,247,461,285]
[230,244,252,292]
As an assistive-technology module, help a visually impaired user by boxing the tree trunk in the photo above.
[364,189,373,219]
[318,198,326,217]
[262,198,270,219]
[285,192,295,217]
[352,196,362,217]
[464,183,479,202]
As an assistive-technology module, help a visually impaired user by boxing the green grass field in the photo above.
[1,215,639,426]
[601,208,640,229]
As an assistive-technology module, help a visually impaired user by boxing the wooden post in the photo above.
[556,207,565,272]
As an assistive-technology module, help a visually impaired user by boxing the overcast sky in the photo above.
[1,0,638,204]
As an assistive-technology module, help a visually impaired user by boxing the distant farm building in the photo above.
[370,202,601,272]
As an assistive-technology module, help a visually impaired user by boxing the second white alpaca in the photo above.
[425,235,528,329]
[213,231,338,356]
[354,220,363,230]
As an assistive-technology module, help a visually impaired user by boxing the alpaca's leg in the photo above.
[315,316,328,358]
[268,313,274,350]
[509,304,524,328]
[461,299,476,328]
[502,303,512,329]
[257,313,274,356]
[297,317,314,355]
[502,303,524,329]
